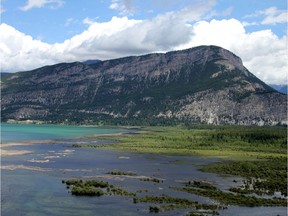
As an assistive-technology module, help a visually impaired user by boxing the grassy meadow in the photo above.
[102,125,287,158]
[103,125,287,202]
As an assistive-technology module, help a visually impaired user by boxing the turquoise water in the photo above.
[1,123,123,142]
[1,124,141,216]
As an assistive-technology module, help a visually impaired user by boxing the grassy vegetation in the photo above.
[98,125,287,208]
[186,211,220,216]
[106,171,137,176]
[63,179,136,197]
[67,125,287,213]
[201,157,287,196]
[133,195,225,214]
[63,179,223,215]
[186,181,217,191]
[140,177,163,183]
[100,125,287,158]
[174,180,287,207]
[174,186,286,207]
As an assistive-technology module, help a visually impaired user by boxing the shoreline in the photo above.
[0,130,138,156]
[1,149,33,156]
[0,123,142,156]
[0,140,53,156]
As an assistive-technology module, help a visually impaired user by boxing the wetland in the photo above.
[1,124,287,215]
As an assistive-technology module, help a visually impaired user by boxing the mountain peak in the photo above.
[172,45,245,73]
[1,46,286,125]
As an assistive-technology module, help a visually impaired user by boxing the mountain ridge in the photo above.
[1,45,286,126]
[269,84,288,94]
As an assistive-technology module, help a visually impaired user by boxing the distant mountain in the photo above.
[1,45,287,125]
[1,72,11,77]
[82,60,102,65]
[269,84,287,94]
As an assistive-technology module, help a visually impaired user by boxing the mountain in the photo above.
[1,45,287,126]
[269,84,287,94]
[82,60,102,65]
[1,72,12,77]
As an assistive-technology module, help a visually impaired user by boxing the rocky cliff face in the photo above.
[1,45,287,125]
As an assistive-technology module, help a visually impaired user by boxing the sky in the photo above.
[0,0,287,85]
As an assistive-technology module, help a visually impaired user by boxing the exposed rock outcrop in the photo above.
[1,45,286,125]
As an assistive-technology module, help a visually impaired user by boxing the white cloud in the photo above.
[261,7,287,25]
[244,7,288,25]
[64,18,74,27]
[20,0,65,11]
[204,6,233,19]
[83,17,97,26]
[109,0,135,16]
[242,21,258,27]
[176,19,288,85]
[1,4,287,85]
[0,23,52,72]
[0,5,5,14]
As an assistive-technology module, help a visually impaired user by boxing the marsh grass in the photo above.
[69,125,287,211]
[140,177,163,183]
[98,125,287,207]
[133,195,225,213]
[63,179,136,196]
[106,171,137,176]
[172,179,287,207]
[201,157,287,196]
[99,126,287,158]
[173,186,287,207]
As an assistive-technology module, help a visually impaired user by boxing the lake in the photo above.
[1,124,286,216]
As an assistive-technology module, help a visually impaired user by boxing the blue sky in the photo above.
[0,0,287,84]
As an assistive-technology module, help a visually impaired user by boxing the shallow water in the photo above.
[0,123,124,142]
[1,124,287,216]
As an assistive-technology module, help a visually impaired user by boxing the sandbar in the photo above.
[1,139,52,147]
[1,149,33,156]
[1,164,52,172]
[0,140,53,156]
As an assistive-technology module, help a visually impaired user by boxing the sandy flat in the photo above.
[0,140,53,156]
[1,140,52,148]
[27,159,50,163]
[1,149,33,156]
[1,164,52,172]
